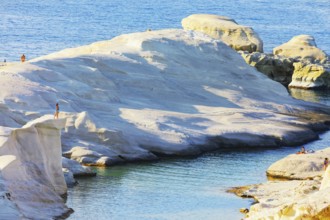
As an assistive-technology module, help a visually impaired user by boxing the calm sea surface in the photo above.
[0,0,329,61]
[1,1,329,219]
[67,98,330,220]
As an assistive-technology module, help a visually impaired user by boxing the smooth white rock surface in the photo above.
[0,116,71,219]
[0,29,329,165]
[320,165,330,190]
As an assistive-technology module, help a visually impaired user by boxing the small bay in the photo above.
[67,90,330,219]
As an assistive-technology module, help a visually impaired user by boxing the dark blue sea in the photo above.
[0,0,329,61]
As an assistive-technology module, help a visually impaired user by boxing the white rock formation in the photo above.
[320,165,330,190]
[182,14,263,52]
[273,35,328,61]
[62,157,96,186]
[267,147,330,180]
[242,179,330,219]
[0,29,329,166]
[0,176,20,219]
[62,157,96,176]
[0,116,72,219]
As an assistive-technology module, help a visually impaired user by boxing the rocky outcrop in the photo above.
[182,14,263,52]
[239,51,295,86]
[289,61,330,89]
[266,147,330,180]
[240,179,330,220]
[0,116,72,219]
[273,35,328,62]
[62,157,96,186]
[239,35,330,89]
[232,147,330,219]
[62,157,96,177]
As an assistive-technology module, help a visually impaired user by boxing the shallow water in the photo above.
[66,88,330,220]
[67,130,330,220]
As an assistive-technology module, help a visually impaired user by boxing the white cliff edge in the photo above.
[0,115,72,219]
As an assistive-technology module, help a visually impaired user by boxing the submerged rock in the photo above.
[182,14,263,52]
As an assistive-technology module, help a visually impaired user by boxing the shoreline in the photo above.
[229,145,330,219]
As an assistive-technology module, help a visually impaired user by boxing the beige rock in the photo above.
[273,35,328,61]
[182,14,263,52]
[289,61,330,89]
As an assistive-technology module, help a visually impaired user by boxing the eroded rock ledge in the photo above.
[231,147,330,219]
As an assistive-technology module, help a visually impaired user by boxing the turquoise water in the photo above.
[65,90,330,220]
[67,129,330,220]
[0,0,329,61]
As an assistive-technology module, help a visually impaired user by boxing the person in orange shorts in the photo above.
[21,54,26,62]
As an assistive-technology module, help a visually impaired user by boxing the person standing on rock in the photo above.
[21,54,26,62]
[54,103,59,119]
[324,158,328,170]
